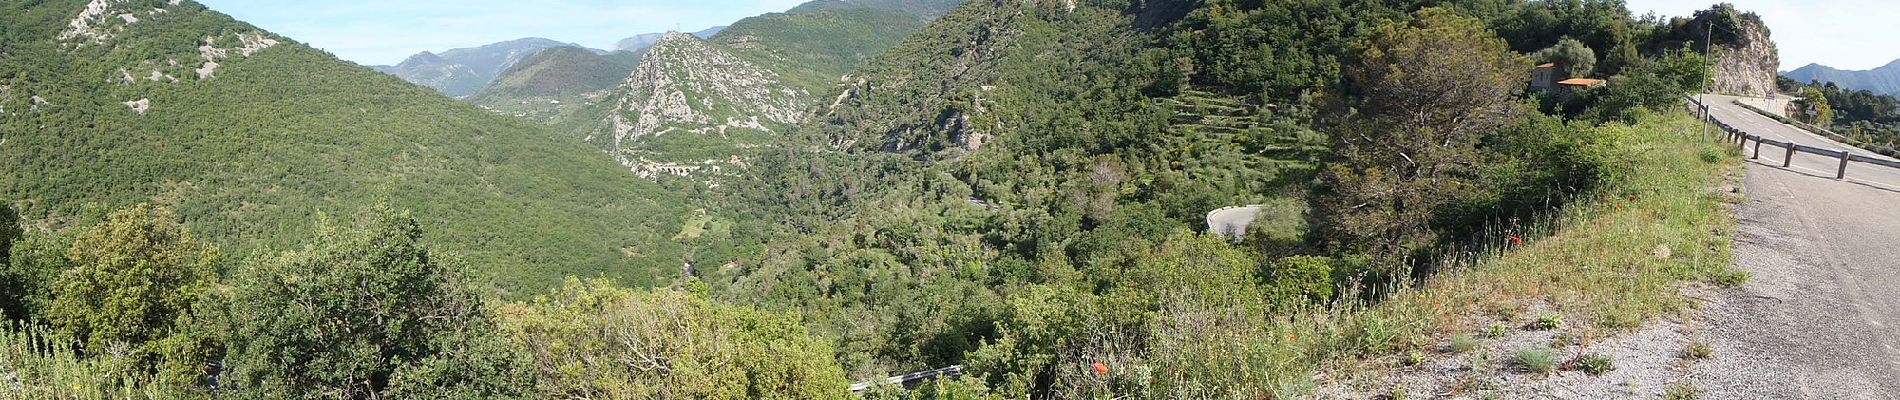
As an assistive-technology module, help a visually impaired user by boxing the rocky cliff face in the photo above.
[1701,12,1780,97]
[585,33,810,178]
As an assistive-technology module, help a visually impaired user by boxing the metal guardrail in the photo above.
[1706,109,1900,180]
[849,365,964,392]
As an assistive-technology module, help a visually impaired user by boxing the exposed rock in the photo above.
[1694,11,1779,97]
[58,0,124,43]
[592,32,810,169]
[123,98,150,114]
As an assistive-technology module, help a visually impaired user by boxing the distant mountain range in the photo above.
[615,26,727,53]
[1782,59,1900,96]
[372,28,724,98]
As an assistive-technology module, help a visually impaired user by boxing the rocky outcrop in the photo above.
[1693,11,1779,97]
[591,33,809,167]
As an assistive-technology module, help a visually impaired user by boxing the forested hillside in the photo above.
[0,0,699,291]
[715,0,1731,393]
[0,0,1747,398]
[467,46,633,123]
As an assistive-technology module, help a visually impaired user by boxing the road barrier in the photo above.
[1705,108,1900,180]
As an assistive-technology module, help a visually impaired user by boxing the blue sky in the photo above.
[200,0,807,66]
[1625,0,1900,71]
[202,0,1899,71]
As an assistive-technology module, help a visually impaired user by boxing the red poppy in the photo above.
[1288,334,1299,342]
[1510,236,1523,247]
[1092,362,1110,374]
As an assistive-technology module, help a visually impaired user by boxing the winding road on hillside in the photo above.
[1691,94,1900,398]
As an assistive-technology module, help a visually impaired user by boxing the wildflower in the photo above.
[1509,235,1523,247]
[1092,362,1110,374]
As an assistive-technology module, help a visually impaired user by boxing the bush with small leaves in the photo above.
[1576,353,1615,375]
[1531,314,1563,331]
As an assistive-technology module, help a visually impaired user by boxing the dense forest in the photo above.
[1,0,1745,398]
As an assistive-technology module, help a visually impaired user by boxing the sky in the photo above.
[202,0,1900,71]
[1624,0,1900,71]
[199,0,808,66]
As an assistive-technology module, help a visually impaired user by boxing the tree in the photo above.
[1535,37,1597,78]
[223,208,528,399]
[1798,86,1835,126]
[46,204,217,355]
[1316,8,1530,272]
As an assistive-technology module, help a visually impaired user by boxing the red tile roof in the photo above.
[1536,63,1557,68]
[1557,78,1606,86]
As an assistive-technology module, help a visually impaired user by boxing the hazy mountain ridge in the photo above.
[372,37,596,97]
[1783,59,1900,96]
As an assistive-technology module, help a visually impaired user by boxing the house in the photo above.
[1531,63,1560,90]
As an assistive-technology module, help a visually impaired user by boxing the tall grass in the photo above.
[1127,110,1743,397]
[0,321,183,400]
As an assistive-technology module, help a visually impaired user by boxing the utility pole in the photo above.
[1701,20,1714,143]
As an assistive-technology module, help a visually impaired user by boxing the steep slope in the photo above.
[1784,60,1900,96]
[0,0,699,292]
[466,46,632,123]
[563,0,962,181]
[577,33,807,178]
[374,37,591,97]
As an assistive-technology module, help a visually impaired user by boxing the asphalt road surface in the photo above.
[1690,95,1900,398]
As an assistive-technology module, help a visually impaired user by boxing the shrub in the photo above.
[1575,353,1615,375]
[1686,341,1715,360]
[1531,314,1564,331]
[224,208,530,398]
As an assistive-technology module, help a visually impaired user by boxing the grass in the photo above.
[1232,111,1742,393]
[1513,348,1559,374]
[1449,335,1481,353]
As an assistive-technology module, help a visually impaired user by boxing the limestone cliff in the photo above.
[1692,9,1780,97]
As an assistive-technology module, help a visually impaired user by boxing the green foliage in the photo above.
[1579,47,1709,123]
[1535,37,1598,77]
[42,204,219,389]
[223,208,528,399]
[1576,353,1615,375]
[466,47,632,123]
[1531,314,1563,331]
[0,0,698,291]
[1265,256,1336,309]
[500,278,849,399]
[1315,8,1530,270]
[1797,86,1835,126]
